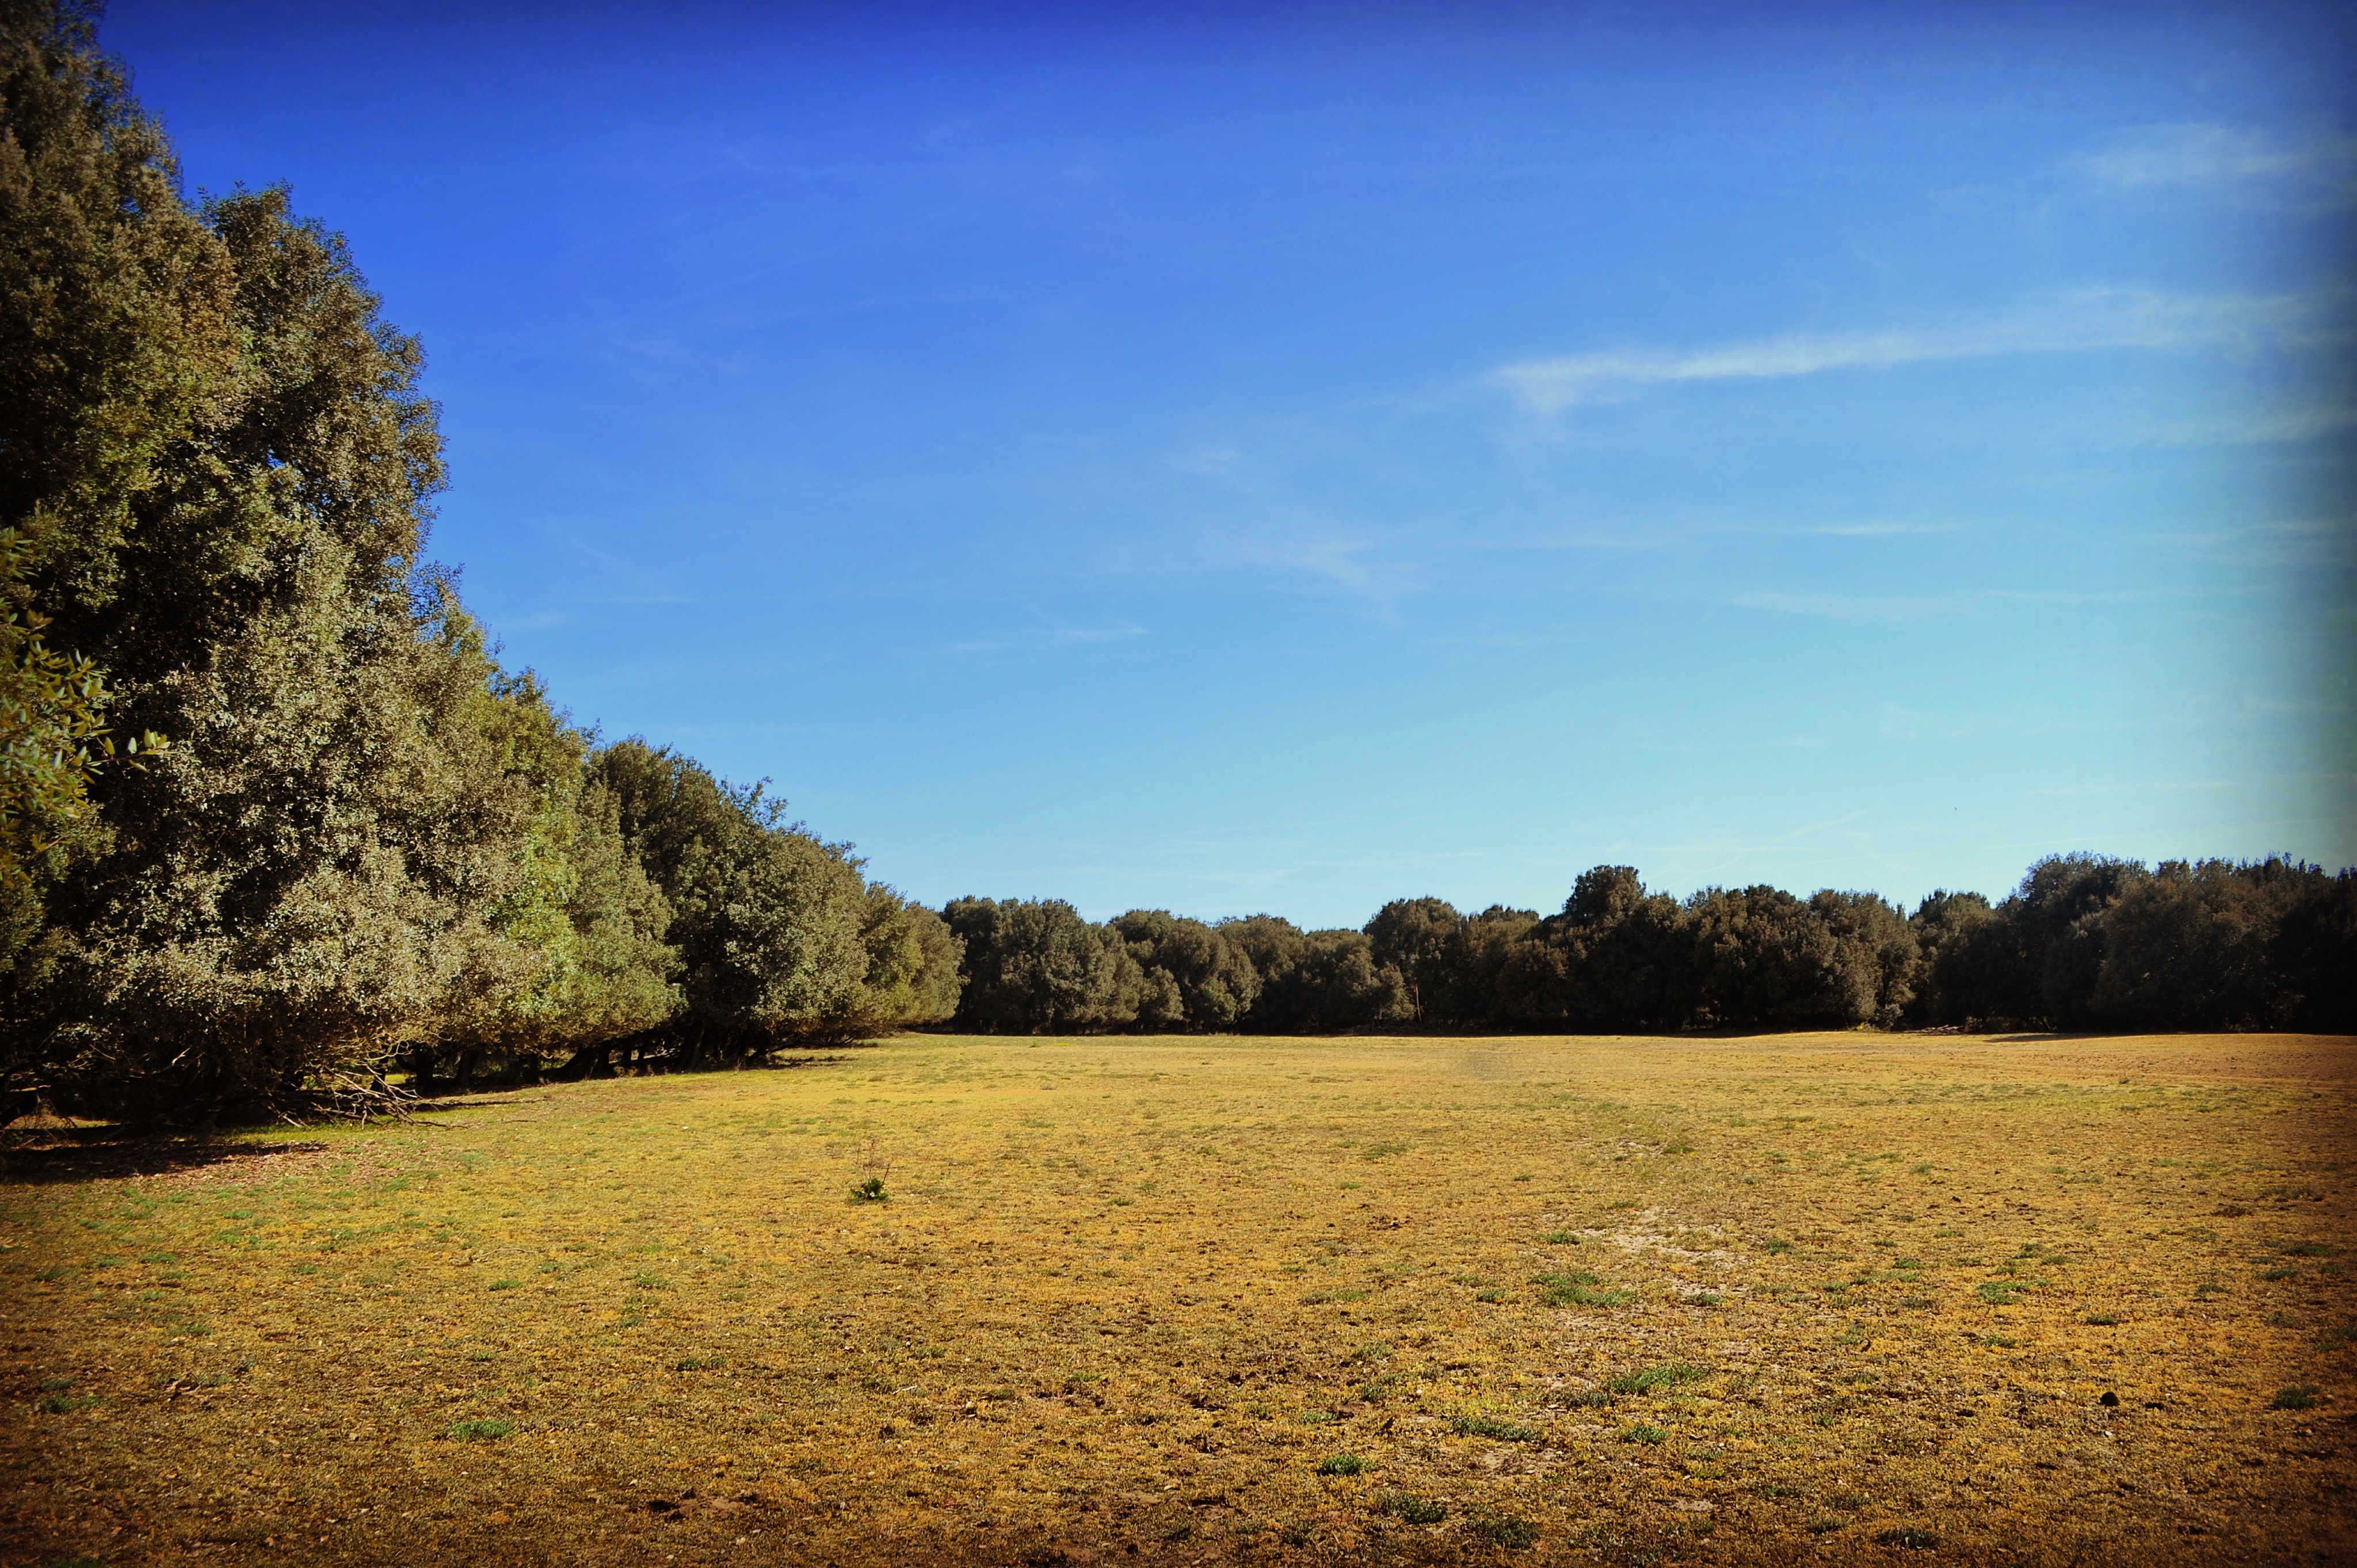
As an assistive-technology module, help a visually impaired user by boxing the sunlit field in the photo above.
[6,1031,2353,1566]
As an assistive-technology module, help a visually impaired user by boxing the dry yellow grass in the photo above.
[5,1031,2354,1566]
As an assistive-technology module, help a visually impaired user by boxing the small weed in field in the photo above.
[1833,1323,1867,1346]
[1977,1283,2024,1305]
[1542,1230,1579,1245]
[2283,1242,2338,1257]
[1351,1341,1391,1362]
[1362,1142,1407,1160]
[631,1271,668,1290]
[1298,1409,1337,1426]
[1474,1287,1507,1303]
[1573,1387,1612,1408]
[2271,1385,2322,1410]
[1315,1453,1366,1475]
[1533,1269,1635,1307]
[1621,1423,1668,1445]
[1683,1290,1723,1307]
[1375,1490,1446,1524]
[1466,1509,1539,1550]
[1357,1375,1402,1402]
[1452,1413,1541,1443]
[139,1252,175,1264]
[1879,1527,1941,1550]
[850,1176,888,1203]
[2262,1266,2299,1280]
[676,1356,723,1371]
[487,1278,520,1291]
[2087,1313,2120,1325]
[447,1418,513,1442]
[1608,1200,1637,1210]
[2194,1281,2227,1298]
[1900,1296,1934,1310]
[2314,1320,2357,1351]
[1979,1335,2019,1349]
[1763,1238,1792,1254]
[1808,1516,1850,1535]
[37,1393,100,1414]
[1605,1364,1707,1396]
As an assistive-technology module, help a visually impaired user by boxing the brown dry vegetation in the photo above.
[5,1031,2354,1566]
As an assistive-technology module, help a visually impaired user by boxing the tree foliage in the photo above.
[0,3,968,1116]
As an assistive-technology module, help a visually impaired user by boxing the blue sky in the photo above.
[110,0,2352,926]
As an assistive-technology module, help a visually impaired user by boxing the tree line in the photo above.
[1,5,2347,1123]
[943,853,2352,1038]
[0,3,960,1120]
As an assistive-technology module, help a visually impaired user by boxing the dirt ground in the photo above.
[5,1031,2353,1565]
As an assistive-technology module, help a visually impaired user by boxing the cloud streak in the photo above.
[1491,288,2324,414]
[2069,123,2357,192]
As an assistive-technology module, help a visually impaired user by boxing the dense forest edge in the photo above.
[1,3,2350,1125]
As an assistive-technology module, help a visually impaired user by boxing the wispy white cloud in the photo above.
[950,612,1145,656]
[2069,123,2357,192]
[1724,590,1975,624]
[1811,521,1960,538]
[1491,288,2322,414]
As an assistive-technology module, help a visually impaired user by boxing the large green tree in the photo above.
[1,1,544,1117]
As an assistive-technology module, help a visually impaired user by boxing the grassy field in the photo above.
[5,1031,2353,1566]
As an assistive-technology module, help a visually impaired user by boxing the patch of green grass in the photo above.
[1374,1490,1446,1524]
[2086,1313,2120,1326]
[446,1417,514,1442]
[2270,1385,2322,1410]
[1763,1238,1793,1254]
[1474,1287,1508,1303]
[37,1393,101,1414]
[1361,1143,1407,1160]
[1604,1363,1707,1396]
[1314,1453,1366,1476]
[1466,1509,1539,1550]
[674,1356,723,1371]
[1451,1413,1541,1443]
[1540,1230,1579,1245]
[1532,1269,1636,1308]
[849,1176,888,1203]
[1621,1422,1668,1445]
[487,1278,520,1291]
[1977,1282,2024,1305]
